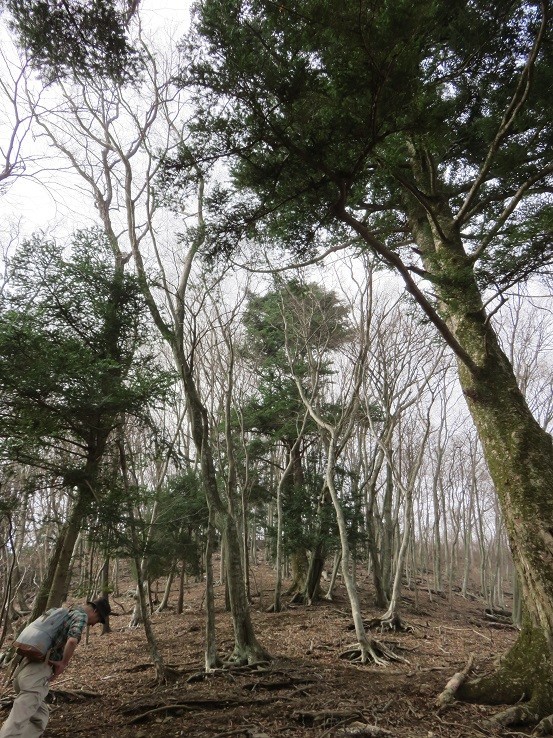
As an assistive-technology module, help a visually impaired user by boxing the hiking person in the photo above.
[0,597,111,738]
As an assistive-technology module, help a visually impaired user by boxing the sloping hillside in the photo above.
[1,565,517,738]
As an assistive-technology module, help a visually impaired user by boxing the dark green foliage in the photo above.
[241,280,353,558]
[0,229,172,474]
[146,471,209,578]
[86,474,143,554]
[265,457,334,561]
[5,0,140,82]
[241,280,352,430]
[243,279,352,377]
[186,0,552,287]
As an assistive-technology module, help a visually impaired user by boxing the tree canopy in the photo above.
[186,0,552,292]
[0,228,171,477]
[3,0,140,82]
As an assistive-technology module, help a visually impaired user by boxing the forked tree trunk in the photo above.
[380,459,395,598]
[304,539,326,605]
[176,343,270,664]
[133,554,167,683]
[322,442,401,664]
[46,490,91,609]
[157,558,177,613]
[303,487,332,605]
[324,550,342,601]
[402,173,553,726]
[380,485,413,628]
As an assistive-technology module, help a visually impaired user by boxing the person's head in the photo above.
[85,597,111,626]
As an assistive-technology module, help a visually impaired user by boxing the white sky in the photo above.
[0,0,552,432]
[0,0,190,238]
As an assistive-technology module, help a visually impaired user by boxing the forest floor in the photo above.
[0,562,521,738]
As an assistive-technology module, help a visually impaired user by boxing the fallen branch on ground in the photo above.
[123,696,291,723]
[435,653,475,710]
[332,721,394,737]
[292,709,365,727]
[484,610,513,625]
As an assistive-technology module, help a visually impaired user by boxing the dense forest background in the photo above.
[0,0,552,734]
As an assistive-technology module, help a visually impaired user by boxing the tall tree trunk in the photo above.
[303,488,331,605]
[224,514,270,664]
[323,440,400,664]
[175,341,270,664]
[338,151,553,723]
[177,561,186,615]
[401,170,553,725]
[283,441,309,600]
[381,457,395,598]
[272,465,285,613]
[46,490,90,609]
[118,436,168,684]
[100,558,112,634]
[204,507,221,670]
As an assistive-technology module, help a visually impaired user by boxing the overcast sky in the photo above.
[0,0,190,244]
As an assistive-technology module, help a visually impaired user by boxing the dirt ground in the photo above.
[1,564,521,738]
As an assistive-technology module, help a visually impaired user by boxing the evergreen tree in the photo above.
[185,0,553,728]
[3,0,140,82]
[0,228,171,610]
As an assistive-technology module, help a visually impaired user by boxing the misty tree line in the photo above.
[1,0,553,729]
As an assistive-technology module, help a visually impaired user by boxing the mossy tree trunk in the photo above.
[283,441,310,601]
[46,486,94,609]
[338,151,553,723]
[303,488,332,605]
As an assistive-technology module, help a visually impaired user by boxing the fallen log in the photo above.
[435,653,475,710]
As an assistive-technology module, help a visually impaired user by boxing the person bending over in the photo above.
[0,597,110,738]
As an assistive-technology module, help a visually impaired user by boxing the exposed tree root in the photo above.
[485,607,513,621]
[212,724,261,738]
[534,713,553,736]
[187,660,271,684]
[242,675,316,691]
[224,649,272,666]
[339,637,406,666]
[225,644,272,666]
[332,721,395,737]
[49,688,100,702]
[292,708,365,728]
[122,695,287,724]
[366,614,414,633]
[452,619,553,730]
[151,665,181,686]
[483,702,541,729]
